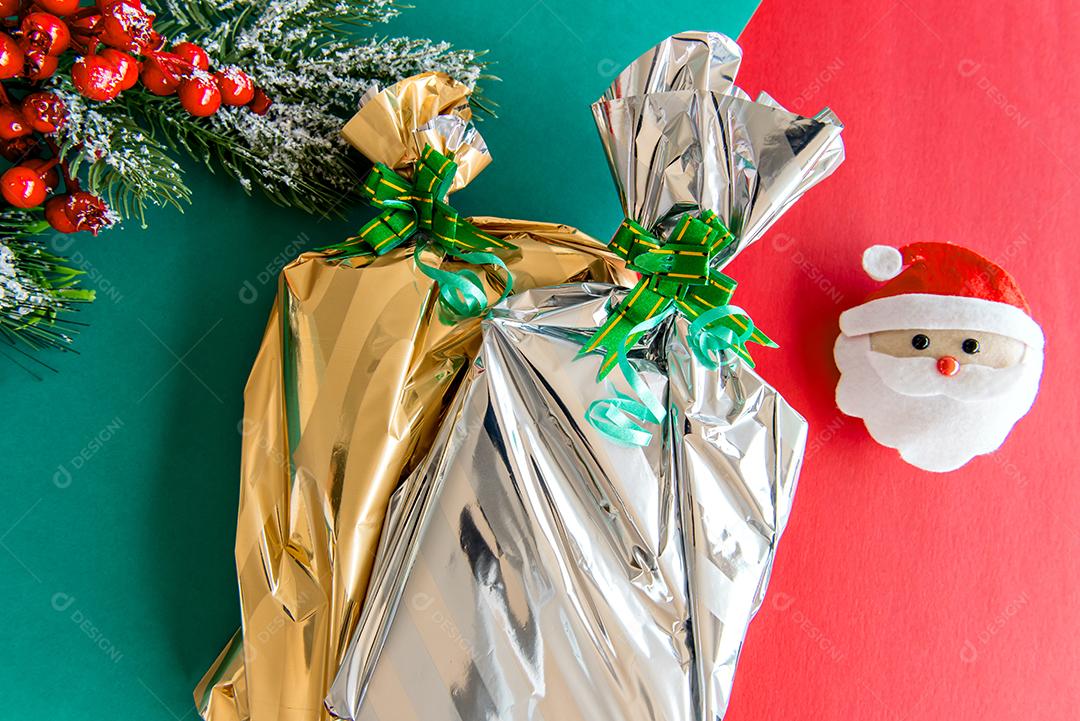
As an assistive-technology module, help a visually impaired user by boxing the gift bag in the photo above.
[325,32,844,721]
[195,72,634,721]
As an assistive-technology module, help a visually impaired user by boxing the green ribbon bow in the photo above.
[580,211,777,446]
[324,144,516,318]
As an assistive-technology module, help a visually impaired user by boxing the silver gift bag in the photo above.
[326,31,844,721]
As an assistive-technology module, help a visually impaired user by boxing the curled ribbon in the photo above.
[688,304,757,369]
[412,245,512,320]
[322,144,515,318]
[585,309,673,446]
[580,212,776,446]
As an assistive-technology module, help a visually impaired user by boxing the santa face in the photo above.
[835,328,1043,472]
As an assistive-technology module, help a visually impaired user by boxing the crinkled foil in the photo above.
[600,31,742,99]
[341,71,491,193]
[326,31,844,720]
[326,284,806,721]
[195,73,634,721]
[593,31,844,258]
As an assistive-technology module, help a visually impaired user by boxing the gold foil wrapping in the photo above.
[341,71,490,193]
[196,72,633,721]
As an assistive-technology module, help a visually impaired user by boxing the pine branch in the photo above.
[0,0,489,370]
[52,75,191,227]
[139,0,490,215]
[0,234,94,357]
[119,87,362,213]
[32,1,488,227]
[0,209,49,237]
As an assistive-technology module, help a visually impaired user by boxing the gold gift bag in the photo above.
[194,73,633,721]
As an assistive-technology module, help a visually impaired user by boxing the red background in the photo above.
[726,1,1080,718]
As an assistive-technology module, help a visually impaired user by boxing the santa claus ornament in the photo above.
[834,242,1044,472]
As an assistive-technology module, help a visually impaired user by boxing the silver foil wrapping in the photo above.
[326,284,808,721]
[326,31,845,720]
[593,32,844,252]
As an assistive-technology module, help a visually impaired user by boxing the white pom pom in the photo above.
[862,245,903,281]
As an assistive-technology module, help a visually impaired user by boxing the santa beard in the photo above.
[834,334,1043,472]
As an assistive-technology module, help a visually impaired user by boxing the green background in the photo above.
[1,1,758,716]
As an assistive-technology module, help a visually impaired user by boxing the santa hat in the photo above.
[839,242,1044,349]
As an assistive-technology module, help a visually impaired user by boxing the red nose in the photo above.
[937,356,960,376]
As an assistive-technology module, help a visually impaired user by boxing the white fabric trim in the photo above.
[839,293,1044,349]
[862,245,903,281]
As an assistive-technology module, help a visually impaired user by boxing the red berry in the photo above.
[67,11,101,52]
[144,51,188,79]
[140,57,179,95]
[248,88,272,115]
[59,191,111,234]
[45,195,78,233]
[0,105,30,140]
[35,0,80,15]
[215,68,255,106]
[22,158,59,190]
[97,0,154,52]
[0,136,39,162]
[0,0,21,16]
[21,12,70,56]
[145,30,164,51]
[100,48,138,89]
[172,41,209,72]
[72,54,123,101]
[21,92,66,133]
[2,166,47,208]
[24,48,58,80]
[179,74,221,116]
[0,33,24,79]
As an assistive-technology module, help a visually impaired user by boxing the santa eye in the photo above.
[911,333,931,350]
[962,338,980,354]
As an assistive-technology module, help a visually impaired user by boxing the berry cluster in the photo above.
[0,0,267,233]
